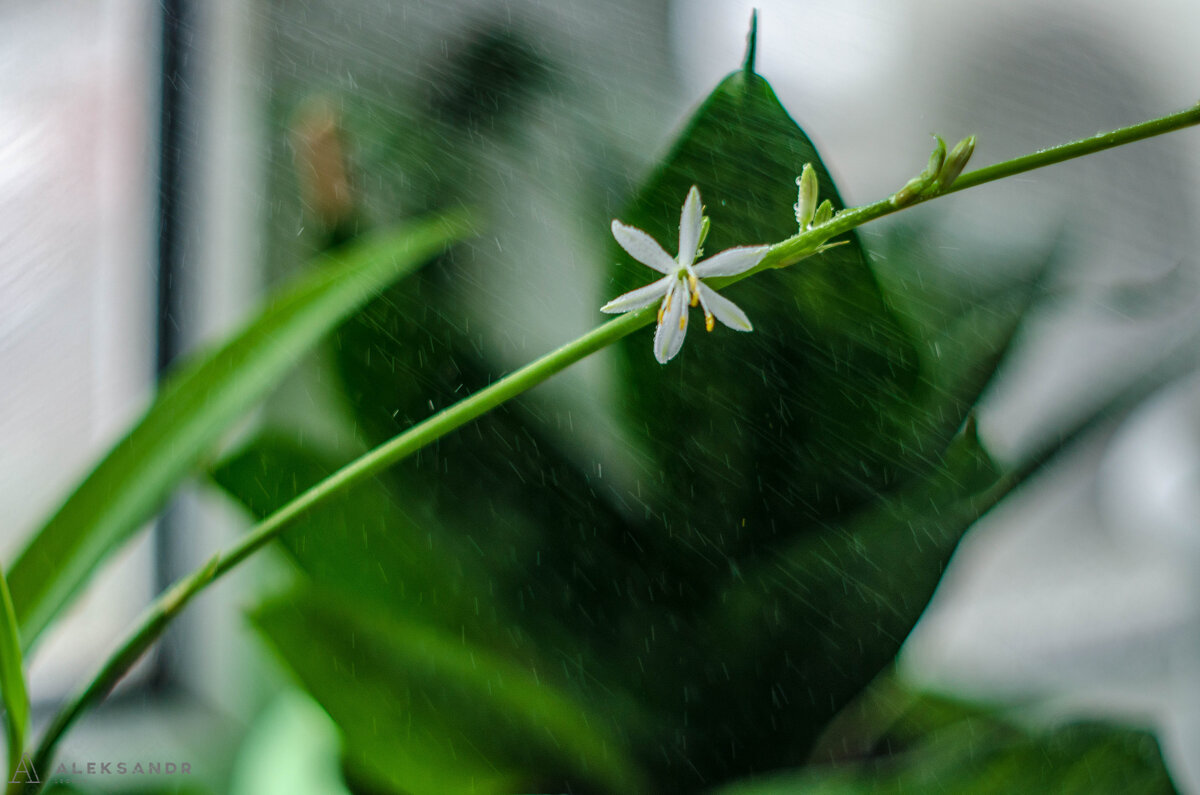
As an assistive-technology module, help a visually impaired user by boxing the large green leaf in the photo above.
[592,72,1044,783]
[8,211,472,648]
[677,244,1045,776]
[605,70,920,601]
[628,423,1000,783]
[252,587,649,795]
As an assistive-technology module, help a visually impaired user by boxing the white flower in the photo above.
[601,186,768,364]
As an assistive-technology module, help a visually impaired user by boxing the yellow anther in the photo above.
[679,313,687,331]
[687,273,699,306]
[705,313,715,332]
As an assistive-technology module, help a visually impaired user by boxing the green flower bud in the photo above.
[813,199,833,227]
[925,135,947,182]
[892,135,948,206]
[934,135,976,192]
[891,175,929,207]
[794,164,818,229]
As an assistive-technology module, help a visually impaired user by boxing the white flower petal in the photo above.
[697,283,752,332]
[600,274,673,314]
[611,220,677,274]
[653,278,689,363]
[677,186,703,267]
[692,245,769,278]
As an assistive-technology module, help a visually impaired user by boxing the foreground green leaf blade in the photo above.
[7,210,473,648]
[0,569,27,780]
[252,588,649,795]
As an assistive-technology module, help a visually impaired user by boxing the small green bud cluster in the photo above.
[891,134,976,208]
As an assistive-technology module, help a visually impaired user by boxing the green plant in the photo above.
[5,23,1198,795]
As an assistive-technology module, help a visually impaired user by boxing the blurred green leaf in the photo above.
[229,691,350,795]
[870,220,1052,463]
[655,422,1001,780]
[876,237,1049,479]
[8,211,472,649]
[210,432,478,629]
[713,707,1175,795]
[252,587,649,795]
[0,567,27,779]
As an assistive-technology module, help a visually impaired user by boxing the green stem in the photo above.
[761,101,1200,272]
[950,104,1200,193]
[19,557,220,793]
[25,99,1200,790]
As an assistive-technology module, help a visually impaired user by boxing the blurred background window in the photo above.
[0,0,157,699]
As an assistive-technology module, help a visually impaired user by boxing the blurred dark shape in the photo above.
[157,0,193,374]
[426,22,551,134]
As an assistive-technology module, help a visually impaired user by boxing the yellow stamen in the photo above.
[658,290,674,325]
[705,313,715,332]
[687,273,699,306]
[679,313,687,331]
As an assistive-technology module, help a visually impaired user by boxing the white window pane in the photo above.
[0,0,156,697]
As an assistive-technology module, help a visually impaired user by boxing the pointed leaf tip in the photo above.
[742,9,758,74]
